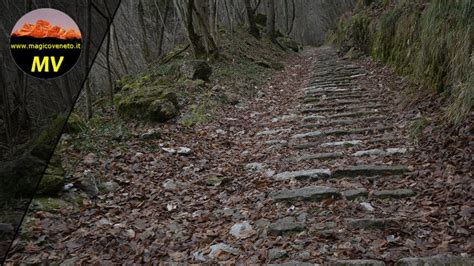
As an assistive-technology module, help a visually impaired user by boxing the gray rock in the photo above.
[396,255,473,266]
[270,186,339,201]
[162,179,178,190]
[353,149,386,157]
[333,165,408,178]
[269,261,315,266]
[245,163,266,172]
[229,221,255,239]
[208,243,239,258]
[296,250,311,260]
[99,181,120,193]
[181,60,212,81]
[139,129,161,140]
[341,188,368,200]
[269,248,288,261]
[320,140,362,147]
[360,202,375,212]
[345,218,398,229]
[329,259,385,265]
[372,189,415,199]
[274,169,331,181]
[269,217,305,235]
[265,139,288,145]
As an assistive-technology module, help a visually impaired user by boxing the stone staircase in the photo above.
[257,47,472,265]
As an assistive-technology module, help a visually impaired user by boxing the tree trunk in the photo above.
[0,60,13,150]
[243,0,260,39]
[193,0,218,55]
[157,0,171,56]
[266,0,276,42]
[174,0,206,57]
[138,0,151,63]
[85,0,93,119]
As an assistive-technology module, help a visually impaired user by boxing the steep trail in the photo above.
[7,47,473,264]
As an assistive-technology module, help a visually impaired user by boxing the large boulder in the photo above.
[180,60,212,82]
[117,86,179,123]
[277,37,300,52]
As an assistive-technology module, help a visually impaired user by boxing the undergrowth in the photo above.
[330,0,473,126]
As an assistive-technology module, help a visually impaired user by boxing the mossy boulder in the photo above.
[180,60,212,82]
[31,197,70,211]
[277,37,300,52]
[37,155,65,196]
[117,86,179,122]
[64,113,86,134]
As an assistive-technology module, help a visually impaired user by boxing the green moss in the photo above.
[65,113,87,134]
[31,197,70,212]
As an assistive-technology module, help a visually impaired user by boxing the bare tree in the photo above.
[243,0,260,39]
[85,0,93,119]
[266,0,276,42]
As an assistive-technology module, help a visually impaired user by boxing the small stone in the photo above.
[177,147,191,155]
[229,221,255,239]
[386,148,407,155]
[162,179,178,190]
[341,188,368,200]
[372,189,415,199]
[269,248,288,261]
[297,251,311,260]
[139,129,161,140]
[245,163,265,172]
[99,181,120,193]
[208,243,239,258]
[269,217,305,235]
[96,218,112,226]
[360,202,375,212]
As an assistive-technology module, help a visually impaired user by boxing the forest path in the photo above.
[8,47,473,265]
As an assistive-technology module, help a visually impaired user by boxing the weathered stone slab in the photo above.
[324,126,393,137]
[302,115,326,123]
[329,259,385,266]
[303,104,385,114]
[341,188,368,200]
[372,189,415,199]
[396,255,473,266]
[270,186,339,201]
[269,217,305,235]
[333,165,408,178]
[345,218,398,229]
[274,169,331,181]
[353,148,407,157]
[328,110,381,119]
[320,140,362,147]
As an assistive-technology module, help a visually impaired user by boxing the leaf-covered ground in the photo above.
[6,47,473,264]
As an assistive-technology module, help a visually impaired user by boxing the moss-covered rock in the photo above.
[31,197,70,211]
[277,37,300,52]
[117,86,179,122]
[37,155,65,196]
[64,113,86,134]
[180,60,212,81]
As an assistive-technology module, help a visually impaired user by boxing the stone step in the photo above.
[304,87,362,94]
[345,217,398,229]
[302,116,388,128]
[341,188,369,200]
[303,99,381,108]
[303,94,373,103]
[293,136,407,150]
[333,165,408,178]
[328,110,384,119]
[256,128,291,136]
[302,104,386,114]
[270,186,340,201]
[328,259,385,266]
[396,255,474,265]
[274,169,331,181]
[304,91,372,99]
[291,126,393,139]
[268,217,305,235]
[291,147,408,162]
